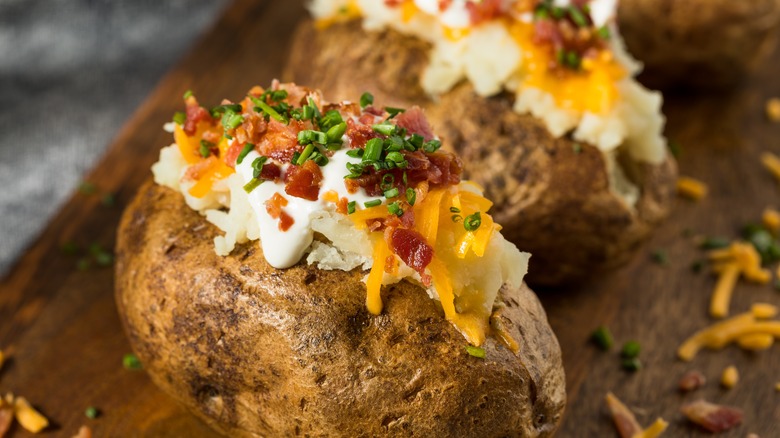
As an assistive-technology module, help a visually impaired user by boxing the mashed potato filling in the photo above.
[310,0,668,203]
[153,85,530,346]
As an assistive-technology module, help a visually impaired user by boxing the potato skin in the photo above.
[115,180,566,437]
[618,0,780,89]
[283,20,677,286]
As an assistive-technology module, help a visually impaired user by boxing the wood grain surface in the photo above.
[1,0,779,436]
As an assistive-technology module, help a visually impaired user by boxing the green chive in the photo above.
[347,201,356,215]
[95,251,113,267]
[211,103,243,115]
[236,143,254,165]
[364,199,382,208]
[101,193,115,207]
[85,406,99,419]
[385,107,405,118]
[422,139,442,153]
[360,92,374,108]
[346,149,363,158]
[451,215,462,223]
[387,201,403,216]
[385,151,405,164]
[380,174,395,191]
[568,7,587,26]
[269,89,288,102]
[302,105,315,120]
[61,241,79,255]
[566,51,581,69]
[326,122,347,144]
[183,90,193,100]
[698,237,730,250]
[597,25,611,40]
[123,353,142,370]
[406,188,416,205]
[297,143,316,165]
[372,123,397,136]
[408,133,424,150]
[621,340,641,359]
[465,345,486,359]
[551,6,564,19]
[450,206,461,213]
[464,212,482,231]
[651,249,669,265]
[173,111,186,125]
[384,188,399,198]
[572,143,582,154]
[79,182,97,195]
[251,97,286,123]
[590,326,613,350]
[251,156,268,179]
[774,279,780,291]
[317,110,343,131]
[363,138,383,162]
[76,258,91,271]
[622,357,642,372]
[199,140,214,157]
[243,178,263,193]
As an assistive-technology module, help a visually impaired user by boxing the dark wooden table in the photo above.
[1,0,778,436]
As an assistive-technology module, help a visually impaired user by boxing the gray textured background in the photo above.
[0,0,229,275]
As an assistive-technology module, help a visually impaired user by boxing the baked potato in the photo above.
[115,84,566,436]
[284,16,677,286]
[618,0,780,89]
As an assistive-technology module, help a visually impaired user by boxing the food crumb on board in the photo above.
[72,425,92,438]
[720,365,739,389]
[775,382,780,392]
[13,395,49,433]
[676,176,708,200]
[605,392,668,438]
[761,152,780,182]
[766,98,780,122]
[762,208,780,233]
[678,370,706,392]
[681,399,743,433]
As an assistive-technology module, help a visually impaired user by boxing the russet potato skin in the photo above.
[618,0,780,89]
[283,20,677,286]
[115,180,566,437]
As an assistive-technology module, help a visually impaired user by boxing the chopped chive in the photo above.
[590,326,613,350]
[326,122,347,144]
[347,201,356,215]
[451,214,462,223]
[698,237,730,250]
[380,174,395,191]
[364,199,382,208]
[199,140,214,157]
[183,90,193,100]
[406,188,416,205]
[387,201,403,216]
[372,122,397,136]
[61,242,79,255]
[385,151,405,164]
[359,92,374,108]
[243,178,263,193]
[236,143,255,165]
[385,107,405,118]
[402,172,408,186]
[621,340,641,359]
[172,111,186,125]
[79,182,97,195]
[101,193,115,207]
[622,357,642,372]
[774,279,780,291]
[450,206,461,213]
[94,250,113,267]
[422,139,442,153]
[464,212,482,231]
[302,105,315,121]
[384,187,399,198]
[269,89,288,102]
[408,133,423,150]
[123,353,142,370]
[363,138,383,162]
[297,144,316,165]
[76,258,91,271]
[251,97,286,123]
[346,149,363,158]
[85,406,99,419]
[465,345,486,359]
[251,156,268,179]
[651,249,669,265]
[210,103,242,116]
[597,25,611,40]
[317,110,343,131]
[568,6,587,26]
[572,143,582,154]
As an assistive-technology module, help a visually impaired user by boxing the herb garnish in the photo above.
[465,345,486,359]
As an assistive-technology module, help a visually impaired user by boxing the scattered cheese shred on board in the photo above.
[13,396,49,433]
[720,365,739,389]
[761,152,780,182]
[676,176,708,200]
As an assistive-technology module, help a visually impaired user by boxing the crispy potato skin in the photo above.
[283,20,677,286]
[115,180,566,437]
[618,0,780,89]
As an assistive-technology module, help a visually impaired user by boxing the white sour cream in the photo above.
[236,148,382,269]
[413,0,471,28]
[552,0,615,27]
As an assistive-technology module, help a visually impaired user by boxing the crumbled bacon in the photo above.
[346,118,381,149]
[285,160,323,201]
[439,0,453,11]
[72,425,92,438]
[184,99,213,135]
[259,162,282,182]
[678,370,706,393]
[605,393,642,438]
[395,106,435,141]
[0,403,12,437]
[258,119,305,161]
[235,111,268,145]
[390,228,434,275]
[184,156,217,180]
[385,255,399,274]
[224,142,248,167]
[466,0,505,25]
[336,196,349,215]
[265,193,288,219]
[278,211,294,231]
[274,81,311,107]
[681,400,743,433]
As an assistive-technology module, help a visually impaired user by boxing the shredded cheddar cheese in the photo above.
[707,242,771,318]
[762,208,780,234]
[775,382,780,392]
[13,396,49,433]
[678,303,780,361]
[632,418,669,438]
[761,152,780,182]
[766,98,780,122]
[676,176,708,201]
[736,333,774,351]
[720,365,739,389]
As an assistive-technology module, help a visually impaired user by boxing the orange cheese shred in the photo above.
[366,237,390,315]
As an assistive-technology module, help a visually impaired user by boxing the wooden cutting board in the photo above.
[1,0,779,436]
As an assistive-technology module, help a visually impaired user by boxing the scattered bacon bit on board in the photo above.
[604,392,642,438]
[678,370,706,392]
[681,400,743,433]
[72,425,92,438]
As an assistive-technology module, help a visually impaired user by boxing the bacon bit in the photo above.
[72,425,92,438]
[285,160,323,201]
[235,111,268,146]
[385,254,399,275]
[184,156,218,181]
[258,119,305,160]
[681,400,743,433]
[265,193,289,219]
[224,142,249,167]
[394,106,435,141]
[336,197,349,215]
[278,211,294,232]
[13,396,49,433]
[466,0,504,25]
[390,228,434,275]
[259,162,281,182]
[275,81,312,107]
[766,98,780,122]
[0,398,12,438]
[720,365,739,389]
[678,370,706,392]
[183,97,214,136]
[346,118,381,149]
[604,392,642,438]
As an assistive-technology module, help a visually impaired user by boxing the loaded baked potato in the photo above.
[618,0,780,89]
[285,0,677,285]
[115,83,566,437]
